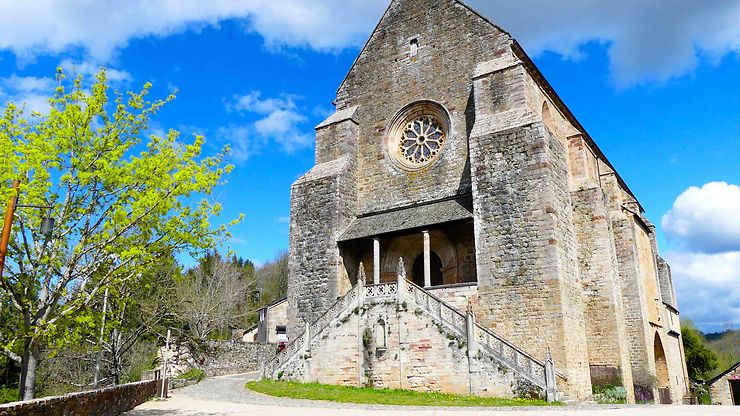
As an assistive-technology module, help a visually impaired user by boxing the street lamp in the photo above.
[0,180,55,286]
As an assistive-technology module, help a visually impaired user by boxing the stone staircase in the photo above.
[263,261,565,402]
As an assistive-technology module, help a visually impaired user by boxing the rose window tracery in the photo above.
[399,115,446,165]
[387,101,450,172]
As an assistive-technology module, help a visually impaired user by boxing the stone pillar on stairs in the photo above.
[466,299,480,394]
[396,258,406,305]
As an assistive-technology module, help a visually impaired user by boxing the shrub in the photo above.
[177,368,205,382]
[0,386,20,404]
[592,384,627,404]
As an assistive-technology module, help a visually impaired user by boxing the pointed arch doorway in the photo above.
[654,333,671,404]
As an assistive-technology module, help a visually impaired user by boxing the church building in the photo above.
[265,0,689,403]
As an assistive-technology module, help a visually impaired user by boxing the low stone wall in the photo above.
[0,380,157,416]
[202,341,276,377]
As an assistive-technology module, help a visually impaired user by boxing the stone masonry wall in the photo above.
[661,332,689,403]
[710,364,740,405]
[288,154,357,339]
[202,341,275,377]
[570,176,634,401]
[468,103,591,400]
[656,257,676,307]
[0,380,156,416]
[278,298,538,399]
[334,0,511,216]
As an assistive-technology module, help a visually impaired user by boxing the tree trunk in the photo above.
[18,339,39,400]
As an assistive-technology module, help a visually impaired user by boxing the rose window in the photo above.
[399,116,446,165]
[387,101,450,172]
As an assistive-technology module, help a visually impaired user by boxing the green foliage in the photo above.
[705,328,739,379]
[362,328,373,350]
[246,251,288,325]
[0,386,20,404]
[682,323,719,380]
[592,384,627,404]
[0,68,238,398]
[246,380,557,406]
[176,368,205,382]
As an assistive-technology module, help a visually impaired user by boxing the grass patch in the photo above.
[246,379,556,407]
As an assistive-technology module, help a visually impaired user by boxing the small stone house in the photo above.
[267,0,690,404]
[708,361,740,405]
[256,297,289,344]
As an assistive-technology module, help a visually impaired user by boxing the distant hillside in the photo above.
[704,329,739,379]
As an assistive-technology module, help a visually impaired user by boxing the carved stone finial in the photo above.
[466,297,473,314]
[397,257,406,279]
[546,346,553,362]
[357,262,366,284]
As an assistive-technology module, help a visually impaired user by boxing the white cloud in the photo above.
[59,59,132,84]
[664,251,740,332]
[0,60,133,113]
[473,0,740,87]
[661,182,740,332]
[220,91,312,162]
[2,1,740,86]
[0,0,383,62]
[661,182,740,253]
[0,74,56,113]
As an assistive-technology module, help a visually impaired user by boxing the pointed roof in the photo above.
[335,0,644,211]
[336,0,511,96]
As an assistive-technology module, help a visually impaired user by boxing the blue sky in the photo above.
[1,0,738,332]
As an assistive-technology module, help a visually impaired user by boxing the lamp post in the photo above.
[0,179,55,287]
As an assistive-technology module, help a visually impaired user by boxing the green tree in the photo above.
[0,69,238,400]
[682,323,719,380]
[247,251,288,325]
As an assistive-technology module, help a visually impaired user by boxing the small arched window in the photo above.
[542,101,557,135]
[375,319,387,350]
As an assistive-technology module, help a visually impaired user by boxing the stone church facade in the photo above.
[267,0,689,403]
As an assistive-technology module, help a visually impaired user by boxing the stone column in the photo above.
[423,230,431,287]
[357,263,366,308]
[466,300,479,394]
[303,321,311,355]
[357,264,366,386]
[545,348,557,403]
[373,238,381,285]
[396,258,406,305]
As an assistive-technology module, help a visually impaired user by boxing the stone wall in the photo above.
[334,0,511,216]
[286,0,689,404]
[468,93,591,400]
[157,341,275,379]
[710,364,740,405]
[567,136,634,402]
[201,341,275,377]
[426,283,478,314]
[264,300,289,344]
[277,293,541,399]
[0,380,157,416]
[288,154,357,339]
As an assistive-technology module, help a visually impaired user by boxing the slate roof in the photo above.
[338,197,473,242]
[315,106,358,129]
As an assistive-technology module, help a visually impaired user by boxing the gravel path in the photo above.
[125,373,738,415]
